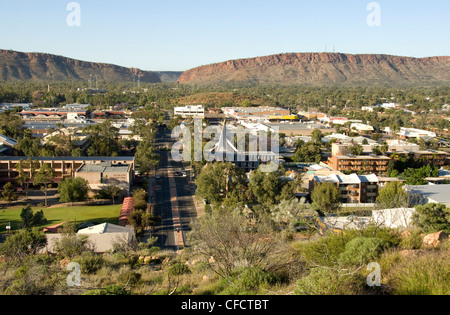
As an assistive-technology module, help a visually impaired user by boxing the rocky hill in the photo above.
[0,49,162,83]
[177,53,450,86]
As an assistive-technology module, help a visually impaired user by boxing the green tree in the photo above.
[0,228,47,260]
[403,165,439,186]
[105,185,121,204]
[375,182,410,210]
[195,162,246,208]
[58,178,90,203]
[2,182,18,203]
[33,163,55,207]
[311,182,341,216]
[413,203,450,234]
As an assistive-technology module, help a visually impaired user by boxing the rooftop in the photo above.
[77,223,133,235]
[405,184,450,204]
[77,163,131,173]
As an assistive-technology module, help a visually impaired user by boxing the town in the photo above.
[1,0,449,300]
[0,82,449,296]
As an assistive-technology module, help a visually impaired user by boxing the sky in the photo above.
[0,0,449,71]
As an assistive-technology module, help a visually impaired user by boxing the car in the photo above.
[181,172,187,177]
[156,175,161,179]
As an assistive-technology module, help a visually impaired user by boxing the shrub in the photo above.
[83,285,131,295]
[400,229,423,250]
[117,270,142,286]
[413,203,450,234]
[338,237,386,266]
[386,251,450,295]
[168,263,191,277]
[73,252,105,275]
[295,267,366,295]
[297,233,350,267]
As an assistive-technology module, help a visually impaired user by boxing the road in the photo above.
[150,126,198,251]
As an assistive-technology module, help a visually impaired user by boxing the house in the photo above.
[45,223,135,253]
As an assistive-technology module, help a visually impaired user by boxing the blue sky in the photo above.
[0,0,449,71]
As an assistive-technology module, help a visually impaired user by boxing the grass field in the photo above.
[0,204,122,233]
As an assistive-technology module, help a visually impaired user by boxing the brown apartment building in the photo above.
[310,173,379,204]
[327,155,391,176]
[0,157,135,186]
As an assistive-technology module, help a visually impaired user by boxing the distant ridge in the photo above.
[177,53,450,86]
[0,49,181,83]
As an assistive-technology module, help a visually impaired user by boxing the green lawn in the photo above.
[0,204,122,233]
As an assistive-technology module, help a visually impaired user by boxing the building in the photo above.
[21,108,88,121]
[75,161,134,192]
[174,105,205,118]
[396,127,437,140]
[297,111,327,120]
[372,208,416,229]
[205,123,280,172]
[327,155,391,176]
[413,150,448,167]
[0,156,135,184]
[45,223,135,253]
[310,173,379,204]
[350,123,374,133]
[222,106,291,121]
[0,103,32,112]
[0,135,18,155]
[405,184,450,207]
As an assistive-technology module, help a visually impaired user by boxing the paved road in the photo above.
[151,126,198,251]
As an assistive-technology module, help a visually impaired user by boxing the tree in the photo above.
[105,185,121,204]
[84,120,120,157]
[33,163,54,207]
[128,210,160,239]
[403,165,439,186]
[58,178,90,204]
[311,183,341,216]
[375,182,410,210]
[195,162,246,208]
[135,140,160,177]
[20,205,47,229]
[2,182,18,203]
[413,203,450,234]
[293,141,322,163]
[188,211,289,278]
[311,129,323,145]
[0,228,47,260]
[15,159,35,200]
[132,188,148,211]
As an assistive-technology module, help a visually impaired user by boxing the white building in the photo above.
[174,105,205,118]
[350,123,374,133]
[398,127,437,139]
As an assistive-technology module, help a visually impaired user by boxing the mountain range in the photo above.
[1,50,449,86]
[177,53,450,86]
[0,49,182,83]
